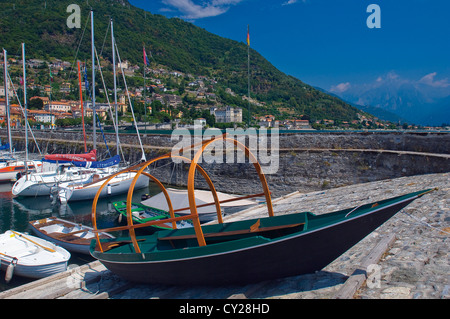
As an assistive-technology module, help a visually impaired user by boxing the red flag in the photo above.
[247,25,250,46]
[143,47,150,66]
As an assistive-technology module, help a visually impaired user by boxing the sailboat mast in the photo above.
[115,44,146,162]
[143,45,147,134]
[111,18,119,156]
[247,25,251,127]
[91,10,96,150]
[78,61,87,153]
[3,49,13,154]
[22,43,28,161]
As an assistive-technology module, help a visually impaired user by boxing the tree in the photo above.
[29,98,44,110]
[151,100,163,113]
[201,109,215,127]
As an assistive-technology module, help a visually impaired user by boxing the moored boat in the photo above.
[140,188,257,223]
[0,49,42,183]
[29,217,114,255]
[0,230,70,282]
[57,170,149,203]
[114,201,193,231]
[0,160,42,183]
[12,165,101,197]
[91,189,433,285]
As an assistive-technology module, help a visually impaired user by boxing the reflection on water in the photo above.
[0,181,163,291]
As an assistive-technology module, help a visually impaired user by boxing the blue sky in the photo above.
[128,0,450,95]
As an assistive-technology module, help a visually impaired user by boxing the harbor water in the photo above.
[0,180,160,291]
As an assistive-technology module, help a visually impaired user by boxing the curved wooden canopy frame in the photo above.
[91,134,274,253]
[91,154,221,253]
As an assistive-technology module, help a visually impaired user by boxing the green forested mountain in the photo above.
[0,0,365,123]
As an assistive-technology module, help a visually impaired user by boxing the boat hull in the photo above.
[0,161,42,183]
[12,180,55,196]
[29,217,115,255]
[92,192,419,285]
[0,231,70,280]
[12,168,101,197]
[59,173,149,203]
[0,259,69,279]
[31,231,90,255]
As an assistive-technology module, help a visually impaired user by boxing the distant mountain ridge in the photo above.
[330,72,450,126]
[1,0,367,123]
[315,86,405,123]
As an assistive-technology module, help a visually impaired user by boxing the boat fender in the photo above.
[5,258,18,283]
[107,184,111,195]
[118,213,122,223]
[50,186,58,200]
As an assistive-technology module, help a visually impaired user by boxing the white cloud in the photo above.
[330,82,351,93]
[282,0,307,5]
[161,0,244,19]
[418,72,450,88]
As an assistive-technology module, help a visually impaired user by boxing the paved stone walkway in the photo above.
[224,172,449,299]
[118,172,449,299]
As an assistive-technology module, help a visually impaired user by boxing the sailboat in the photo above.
[11,59,108,196]
[0,46,42,183]
[56,14,148,203]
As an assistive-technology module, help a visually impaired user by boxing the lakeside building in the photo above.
[28,109,56,125]
[210,106,242,123]
[46,100,72,113]
[0,86,13,98]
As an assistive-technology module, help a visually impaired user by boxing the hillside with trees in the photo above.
[0,0,371,126]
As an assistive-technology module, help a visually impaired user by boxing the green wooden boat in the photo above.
[113,201,193,231]
[92,189,433,285]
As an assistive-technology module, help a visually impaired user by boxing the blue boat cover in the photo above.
[71,155,120,168]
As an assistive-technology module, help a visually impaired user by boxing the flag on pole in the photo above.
[247,25,250,46]
[19,76,24,86]
[143,47,150,66]
[49,68,54,82]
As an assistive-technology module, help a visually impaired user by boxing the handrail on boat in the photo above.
[91,133,274,253]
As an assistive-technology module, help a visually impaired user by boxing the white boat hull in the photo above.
[0,259,69,279]
[12,178,59,197]
[58,172,149,203]
[12,167,102,197]
[0,230,70,280]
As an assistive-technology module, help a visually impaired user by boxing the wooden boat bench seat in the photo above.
[96,238,148,253]
[31,219,64,234]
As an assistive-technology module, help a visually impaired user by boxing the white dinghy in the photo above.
[0,230,70,282]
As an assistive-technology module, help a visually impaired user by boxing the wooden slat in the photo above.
[158,223,305,241]
[96,239,146,252]
[333,233,396,299]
